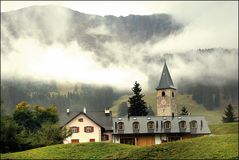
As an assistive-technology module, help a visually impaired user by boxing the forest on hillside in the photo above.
[1,78,238,115]
[1,80,125,113]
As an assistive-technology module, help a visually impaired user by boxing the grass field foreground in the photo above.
[1,123,238,159]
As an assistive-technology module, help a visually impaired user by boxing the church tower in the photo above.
[156,62,177,116]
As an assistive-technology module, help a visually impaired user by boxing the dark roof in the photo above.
[156,62,176,90]
[60,111,113,131]
[113,116,211,134]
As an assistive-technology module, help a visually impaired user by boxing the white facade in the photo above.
[63,113,101,144]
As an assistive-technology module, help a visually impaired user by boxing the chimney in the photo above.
[104,107,110,115]
[128,113,131,121]
[83,107,86,114]
[67,108,70,116]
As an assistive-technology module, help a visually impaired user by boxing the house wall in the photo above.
[155,134,162,144]
[112,135,120,143]
[64,114,101,144]
[102,132,112,142]
[137,135,155,146]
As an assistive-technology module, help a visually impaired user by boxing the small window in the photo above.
[179,121,186,129]
[147,121,155,129]
[162,91,166,97]
[89,139,95,142]
[84,126,94,133]
[164,121,171,129]
[190,121,197,129]
[172,92,174,97]
[102,134,109,141]
[78,118,83,122]
[71,127,79,133]
[118,122,124,130]
[132,122,140,130]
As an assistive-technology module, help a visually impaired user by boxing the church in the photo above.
[62,62,210,145]
[111,62,211,146]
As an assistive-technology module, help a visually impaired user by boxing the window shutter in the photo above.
[84,127,86,132]
[77,127,79,132]
[91,126,94,132]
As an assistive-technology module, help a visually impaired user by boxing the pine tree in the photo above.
[180,106,189,115]
[222,104,236,123]
[147,105,155,116]
[128,81,148,116]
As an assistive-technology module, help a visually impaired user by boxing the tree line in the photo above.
[0,101,71,153]
[1,80,125,113]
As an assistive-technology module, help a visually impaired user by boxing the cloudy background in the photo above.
[1,1,238,90]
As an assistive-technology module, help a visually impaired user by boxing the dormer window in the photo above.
[179,121,187,129]
[190,121,198,129]
[132,122,140,130]
[162,91,166,97]
[147,121,155,129]
[118,122,124,130]
[164,121,171,129]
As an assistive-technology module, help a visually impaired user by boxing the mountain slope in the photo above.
[111,92,225,124]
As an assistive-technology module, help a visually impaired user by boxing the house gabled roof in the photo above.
[156,62,176,90]
[61,111,113,131]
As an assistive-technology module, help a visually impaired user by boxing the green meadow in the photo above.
[1,122,238,159]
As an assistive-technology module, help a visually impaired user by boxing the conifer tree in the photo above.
[180,106,189,115]
[222,104,236,123]
[128,81,148,116]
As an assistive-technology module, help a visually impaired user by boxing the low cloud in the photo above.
[1,5,238,91]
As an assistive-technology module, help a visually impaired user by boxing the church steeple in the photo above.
[156,61,177,116]
[156,61,175,90]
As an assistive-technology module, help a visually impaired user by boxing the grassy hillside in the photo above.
[111,92,224,124]
[2,123,238,159]
[209,122,238,135]
[1,134,238,159]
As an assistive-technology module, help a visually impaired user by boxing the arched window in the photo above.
[162,91,166,97]
[164,121,171,129]
[147,121,155,129]
[190,120,197,129]
[179,121,187,129]
[132,122,140,130]
[172,92,174,97]
[118,122,124,130]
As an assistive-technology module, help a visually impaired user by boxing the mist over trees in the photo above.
[1,6,238,113]
[1,79,125,114]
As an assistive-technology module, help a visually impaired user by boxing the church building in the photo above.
[62,62,210,146]
[112,62,211,146]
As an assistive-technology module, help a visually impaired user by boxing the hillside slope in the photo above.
[1,122,238,159]
[111,92,225,124]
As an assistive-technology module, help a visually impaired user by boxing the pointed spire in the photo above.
[156,61,175,90]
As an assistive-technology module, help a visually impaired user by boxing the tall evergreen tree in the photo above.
[222,104,236,123]
[180,106,189,115]
[147,105,155,116]
[128,81,148,116]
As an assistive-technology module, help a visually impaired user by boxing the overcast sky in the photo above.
[1,1,238,90]
[1,1,238,49]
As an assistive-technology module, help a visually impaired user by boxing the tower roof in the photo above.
[156,62,176,90]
